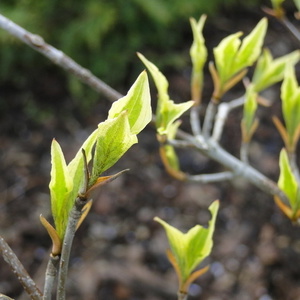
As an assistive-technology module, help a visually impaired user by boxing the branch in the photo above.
[0,13,122,102]
[280,16,300,45]
[176,130,288,205]
[56,197,86,300]
[187,171,235,183]
[212,96,245,142]
[43,255,60,300]
[0,235,43,300]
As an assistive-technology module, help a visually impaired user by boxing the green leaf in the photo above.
[214,32,242,84]
[214,19,267,87]
[233,18,267,74]
[158,99,194,135]
[190,15,207,104]
[154,200,219,284]
[242,84,258,135]
[90,111,137,184]
[278,149,299,210]
[67,129,99,203]
[49,139,73,239]
[138,52,194,134]
[281,65,300,149]
[252,49,300,92]
[190,15,207,73]
[108,70,152,134]
[271,0,285,9]
[137,52,169,115]
[295,0,300,11]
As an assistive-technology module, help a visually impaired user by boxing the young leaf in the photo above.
[233,18,267,74]
[108,71,152,134]
[214,32,242,84]
[138,52,194,134]
[154,200,219,287]
[190,15,207,104]
[49,139,73,239]
[241,84,258,142]
[280,65,300,151]
[278,149,299,211]
[271,0,285,10]
[252,49,300,92]
[90,111,137,185]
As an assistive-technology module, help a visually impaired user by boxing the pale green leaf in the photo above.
[158,100,194,135]
[281,66,300,145]
[108,71,152,134]
[253,49,300,92]
[233,18,267,74]
[49,139,73,239]
[190,15,207,72]
[154,200,219,283]
[67,129,99,202]
[214,32,242,83]
[137,52,169,114]
[278,149,299,209]
[242,84,258,134]
[90,111,137,184]
[271,0,285,9]
[295,0,300,11]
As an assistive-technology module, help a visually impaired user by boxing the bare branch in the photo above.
[0,235,43,300]
[212,96,245,142]
[188,171,235,183]
[0,13,122,102]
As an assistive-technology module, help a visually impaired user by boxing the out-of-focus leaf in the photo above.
[252,49,300,92]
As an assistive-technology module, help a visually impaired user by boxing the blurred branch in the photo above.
[0,13,122,102]
[0,235,43,300]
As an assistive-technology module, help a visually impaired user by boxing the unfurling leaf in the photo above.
[49,139,73,239]
[154,200,219,294]
[280,66,300,152]
[278,149,299,212]
[252,49,300,92]
[241,84,259,142]
[108,71,152,134]
[213,18,267,97]
[90,111,137,186]
[190,15,207,104]
[138,52,194,134]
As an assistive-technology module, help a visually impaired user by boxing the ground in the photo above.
[1,5,300,300]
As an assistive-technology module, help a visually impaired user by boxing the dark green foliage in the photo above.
[0,0,261,111]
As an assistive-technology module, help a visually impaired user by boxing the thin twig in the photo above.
[43,255,60,300]
[188,171,235,183]
[0,13,122,102]
[0,235,43,300]
[190,106,202,137]
[176,129,289,205]
[202,101,218,138]
[56,197,86,300]
[281,16,300,45]
[212,96,245,142]
[240,141,250,164]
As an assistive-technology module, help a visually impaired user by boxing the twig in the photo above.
[188,171,235,183]
[280,16,300,44]
[190,106,202,137]
[56,197,86,300]
[176,130,289,205]
[0,235,43,300]
[202,101,218,138]
[0,13,122,102]
[43,255,60,300]
[212,96,245,142]
[240,141,250,164]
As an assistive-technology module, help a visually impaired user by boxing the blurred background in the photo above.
[1,1,300,299]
